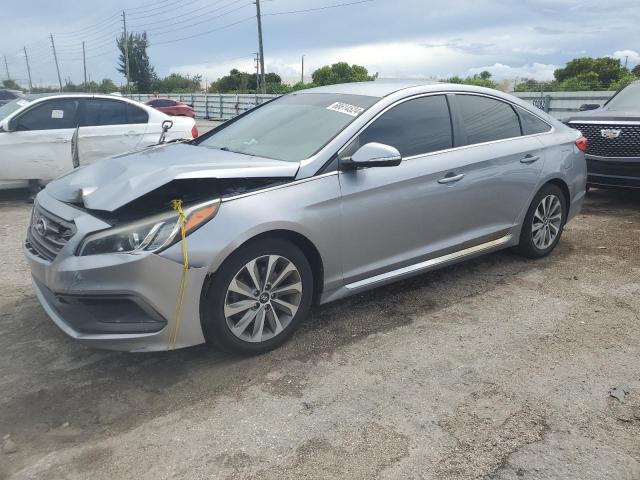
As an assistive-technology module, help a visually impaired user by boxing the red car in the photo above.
[145,98,195,118]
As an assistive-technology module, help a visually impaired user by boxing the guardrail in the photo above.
[127,93,280,120]
[130,90,618,121]
[513,91,616,118]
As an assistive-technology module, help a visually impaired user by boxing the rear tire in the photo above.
[516,184,567,259]
[202,238,313,355]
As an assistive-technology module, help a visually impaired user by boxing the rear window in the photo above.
[456,95,521,145]
[517,107,552,135]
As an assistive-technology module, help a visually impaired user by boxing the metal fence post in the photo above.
[544,95,551,113]
[219,94,223,120]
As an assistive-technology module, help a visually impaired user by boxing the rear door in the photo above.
[0,98,79,182]
[78,98,149,164]
[446,94,546,240]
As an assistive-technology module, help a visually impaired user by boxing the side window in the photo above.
[456,95,521,145]
[147,100,160,107]
[127,104,148,124]
[517,107,552,135]
[0,90,15,100]
[81,99,148,126]
[82,99,128,126]
[348,95,452,158]
[14,99,79,131]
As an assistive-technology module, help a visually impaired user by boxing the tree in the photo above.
[208,69,285,93]
[554,57,627,90]
[443,72,497,89]
[632,64,640,77]
[117,32,155,93]
[311,62,374,86]
[153,73,202,93]
[2,79,22,91]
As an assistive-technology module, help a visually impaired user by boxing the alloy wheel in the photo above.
[224,255,303,343]
[532,194,562,250]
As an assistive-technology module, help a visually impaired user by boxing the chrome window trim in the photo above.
[336,91,555,162]
[568,120,640,125]
[345,233,513,290]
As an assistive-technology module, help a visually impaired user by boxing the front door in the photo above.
[0,98,79,182]
[338,94,459,285]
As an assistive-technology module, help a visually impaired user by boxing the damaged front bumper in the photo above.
[24,190,209,352]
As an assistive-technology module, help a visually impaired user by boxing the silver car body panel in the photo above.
[24,83,587,351]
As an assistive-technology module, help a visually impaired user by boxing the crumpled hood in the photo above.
[46,143,300,211]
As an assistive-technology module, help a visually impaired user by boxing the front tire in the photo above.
[516,184,567,259]
[202,238,313,355]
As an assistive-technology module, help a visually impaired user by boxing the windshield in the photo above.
[198,93,379,162]
[0,98,30,122]
[605,83,640,111]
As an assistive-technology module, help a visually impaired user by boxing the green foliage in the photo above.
[208,69,286,94]
[2,79,22,91]
[515,57,640,92]
[554,57,628,90]
[117,32,155,93]
[443,72,497,89]
[152,73,202,93]
[311,62,374,86]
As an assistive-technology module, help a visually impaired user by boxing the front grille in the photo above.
[26,204,76,261]
[569,123,640,158]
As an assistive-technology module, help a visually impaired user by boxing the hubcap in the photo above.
[224,255,303,343]
[532,194,562,250]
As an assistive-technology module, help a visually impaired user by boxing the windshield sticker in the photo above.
[326,102,365,117]
[51,109,65,119]
[16,100,29,107]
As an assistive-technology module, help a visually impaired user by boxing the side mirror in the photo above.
[579,103,600,111]
[4,117,17,132]
[342,142,402,169]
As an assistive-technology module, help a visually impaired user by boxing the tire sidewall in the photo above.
[520,184,567,258]
[202,238,313,355]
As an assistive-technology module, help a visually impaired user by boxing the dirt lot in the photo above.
[0,188,639,480]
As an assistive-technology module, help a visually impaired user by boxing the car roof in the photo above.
[295,81,513,99]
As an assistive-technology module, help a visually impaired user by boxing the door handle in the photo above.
[520,154,540,164]
[438,173,465,184]
[54,138,70,144]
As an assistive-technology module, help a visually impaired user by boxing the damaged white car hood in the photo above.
[46,143,300,211]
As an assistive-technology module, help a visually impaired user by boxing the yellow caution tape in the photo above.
[168,199,189,350]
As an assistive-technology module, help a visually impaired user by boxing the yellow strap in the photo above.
[168,199,189,350]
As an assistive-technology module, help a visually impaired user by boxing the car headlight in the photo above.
[78,200,220,256]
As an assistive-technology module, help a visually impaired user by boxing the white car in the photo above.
[0,94,198,190]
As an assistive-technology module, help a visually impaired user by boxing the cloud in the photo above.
[466,62,559,80]
[611,50,640,66]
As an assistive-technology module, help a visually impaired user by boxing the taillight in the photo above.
[191,125,199,138]
[575,136,588,153]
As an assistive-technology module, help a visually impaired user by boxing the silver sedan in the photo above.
[24,82,587,354]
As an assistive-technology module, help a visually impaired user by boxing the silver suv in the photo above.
[24,82,587,354]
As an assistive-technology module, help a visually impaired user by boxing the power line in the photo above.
[129,0,247,30]
[264,0,374,16]
[148,15,255,46]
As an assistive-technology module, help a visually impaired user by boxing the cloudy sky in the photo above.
[2,0,639,88]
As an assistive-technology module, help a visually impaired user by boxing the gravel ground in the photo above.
[0,188,639,480]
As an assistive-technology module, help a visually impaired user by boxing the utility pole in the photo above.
[254,0,266,94]
[624,55,629,69]
[122,10,131,93]
[301,55,305,84]
[3,55,9,80]
[254,52,260,92]
[82,41,87,84]
[50,34,63,91]
[23,47,33,92]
